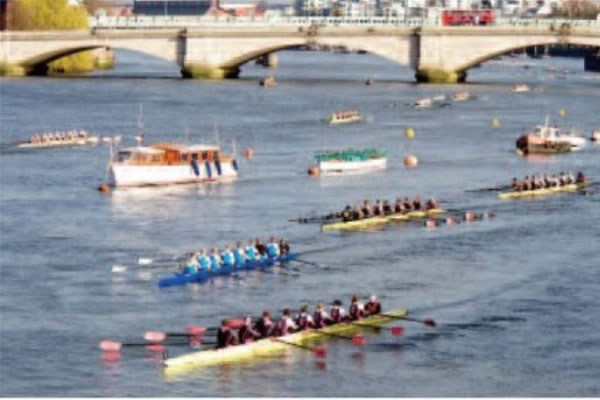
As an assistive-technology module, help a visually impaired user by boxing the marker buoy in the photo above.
[424,219,437,228]
[307,167,320,176]
[558,108,567,117]
[244,148,254,159]
[403,155,418,168]
[405,127,415,139]
[446,217,458,225]
[98,184,110,193]
[491,117,501,127]
[464,211,477,222]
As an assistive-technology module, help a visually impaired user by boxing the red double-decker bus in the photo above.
[441,9,495,26]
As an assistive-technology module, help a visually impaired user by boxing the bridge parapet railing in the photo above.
[89,15,599,29]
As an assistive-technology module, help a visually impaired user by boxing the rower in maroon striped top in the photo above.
[365,295,382,315]
[238,316,260,344]
[274,308,298,336]
[313,302,332,328]
[329,299,346,324]
[217,320,237,349]
[348,294,365,321]
[295,305,315,331]
[253,310,274,338]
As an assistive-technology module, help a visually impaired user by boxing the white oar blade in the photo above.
[144,332,166,342]
[111,265,127,273]
[138,258,153,265]
[99,340,122,352]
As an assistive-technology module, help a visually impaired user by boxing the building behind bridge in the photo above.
[132,0,264,16]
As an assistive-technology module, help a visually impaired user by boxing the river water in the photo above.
[1,50,599,397]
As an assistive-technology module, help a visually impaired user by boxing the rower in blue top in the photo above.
[245,239,258,261]
[221,245,235,274]
[210,247,222,274]
[266,236,280,258]
[234,242,247,266]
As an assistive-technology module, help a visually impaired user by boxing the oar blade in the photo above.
[100,352,122,362]
[185,326,207,335]
[352,334,365,346]
[314,347,327,358]
[99,340,122,352]
[391,326,405,336]
[423,318,437,327]
[144,331,167,342]
[138,258,153,265]
[146,344,165,352]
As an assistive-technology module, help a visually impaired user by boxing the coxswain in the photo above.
[216,320,237,349]
[255,238,268,257]
[412,196,423,211]
[279,238,290,255]
[253,311,274,338]
[330,300,346,324]
[245,240,258,261]
[221,245,235,271]
[348,294,365,321]
[382,200,393,215]
[313,302,332,328]
[426,197,440,210]
[295,305,315,331]
[576,171,586,184]
[274,308,298,336]
[210,247,222,272]
[266,236,280,258]
[234,242,247,266]
[361,200,372,217]
[365,295,382,315]
[238,316,260,344]
[341,205,353,222]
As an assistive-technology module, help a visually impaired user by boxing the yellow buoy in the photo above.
[403,154,418,168]
[405,127,415,139]
[491,117,501,127]
[558,108,567,117]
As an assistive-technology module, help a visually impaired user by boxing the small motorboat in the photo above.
[591,129,600,143]
[515,116,586,155]
[512,84,530,93]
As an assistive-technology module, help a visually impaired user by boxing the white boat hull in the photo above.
[17,136,99,148]
[318,157,386,175]
[555,135,586,151]
[108,161,238,187]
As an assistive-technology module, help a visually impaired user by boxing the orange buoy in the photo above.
[405,127,415,139]
[424,219,437,228]
[308,167,320,176]
[244,148,254,159]
[464,211,477,222]
[98,184,110,193]
[403,154,418,168]
[446,217,458,225]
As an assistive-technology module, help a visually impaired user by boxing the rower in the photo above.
[266,236,280,258]
[253,311,274,338]
[279,239,290,255]
[295,305,315,331]
[426,197,440,210]
[403,197,413,211]
[330,299,346,324]
[216,320,237,349]
[348,294,365,321]
[412,196,423,211]
[313,302,332,328]
[197,249,211,273]
[373,200,384,216]
[238,316,259,344]
[341,205,353,222]
[576,171,586,184]
[245,240,258,261]
[361,200,372,218]
[255,238,268,258]
[352,206,363,221]
[210,248,222,273]
[382,200,393,215]
[182,256,198,274]
[394,198,405,214]
[234,242,247,266]
[221,245,235,272]
[511,178,519,190]
[365,295,381,315]
[568,171,576,184]
[274,308,298,336]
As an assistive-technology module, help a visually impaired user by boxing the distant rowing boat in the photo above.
[321,208,445,232]
[162,309,407,375]
[18,135,99,148]
[157,253,299,288]
[498,182,589,199]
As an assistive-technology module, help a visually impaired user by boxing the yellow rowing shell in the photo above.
[162,309,407,376]
[321,208,445,232]
[498,183,590,199]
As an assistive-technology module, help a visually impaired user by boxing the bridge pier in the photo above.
[415,68,467,84]
[181,63,240,79]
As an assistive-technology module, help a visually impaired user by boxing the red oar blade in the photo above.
[423,318,437,327]
[314,347,327,358]
[146,344,165,352]
[100,352,122,362]
[224,319,245,329]
[99,340,122,352]
[185,326,207,335]
[352,334,365,346]
[391,326,405,336]
[144,331,167,342]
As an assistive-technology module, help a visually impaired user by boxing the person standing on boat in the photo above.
[253,311,274,338]
[313,302,332,328]
[210,248,222,273]
[238,316,260,344]
[274,308,298,336]
[330,300,346,324]
[217,320,238,349]
[295,305,315,331]
[266,237,280,258]
[234,242,247,266]
[348,294,365,321]
[365,295,382,315]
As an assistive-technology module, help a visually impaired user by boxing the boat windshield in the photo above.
[117,151,133,162]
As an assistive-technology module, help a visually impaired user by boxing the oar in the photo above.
[144,326,217,342]
[271,338,327,357]
[99,339,214,352]
[316,330,366,345]
[465,185,510,193]
[293,258,321,268]
[351,321,405,336]
[382,314,436,327]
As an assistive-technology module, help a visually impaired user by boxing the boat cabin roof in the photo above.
[150,143,221,153]
[119,146,165,154]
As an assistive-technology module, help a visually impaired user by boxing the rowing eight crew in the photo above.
[217,294,382,349]
[511,171,586,192]
[339,196,440,222]
[27,130,90,144]
[182,237,291,275]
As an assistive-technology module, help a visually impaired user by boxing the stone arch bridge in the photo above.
[1,23,599,82]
